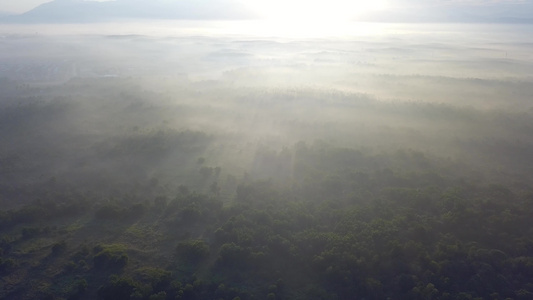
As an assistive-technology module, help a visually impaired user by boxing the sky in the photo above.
[0,0,531,22]
[0,0,44,13]
[0,0,111,13]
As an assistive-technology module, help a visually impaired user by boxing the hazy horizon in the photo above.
[1,0,532,24]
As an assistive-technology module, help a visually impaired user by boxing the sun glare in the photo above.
[247,0,388,21]
[241,0,388,38]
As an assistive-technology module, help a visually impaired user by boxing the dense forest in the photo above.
[1,74,533,300]
[1,20,533,300]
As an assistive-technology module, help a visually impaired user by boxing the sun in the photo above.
[246,0,388,22]
[240,0,389,37]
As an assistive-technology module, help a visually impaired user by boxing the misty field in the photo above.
[1,22,533,300]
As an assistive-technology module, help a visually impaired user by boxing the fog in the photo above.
[2,22,532,193]
[1,21,533,299]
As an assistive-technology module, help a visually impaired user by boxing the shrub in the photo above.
[93,244,129,269]
[52,241,67,255]
[97,276,139,300]
[0,258,17,274]
[176,240,209,264]
[94,204,121,220]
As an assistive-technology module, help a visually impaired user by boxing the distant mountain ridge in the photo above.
[1,0,254,23]
[12,0,109,22]
[1,0,532,23]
